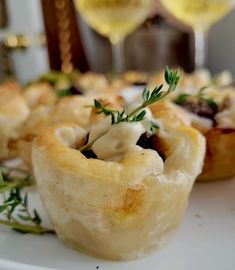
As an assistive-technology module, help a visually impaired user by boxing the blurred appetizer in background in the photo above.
[23,82,56,110]
[173,84,235,181]
[148,69,233,97]
[0,82,30,160]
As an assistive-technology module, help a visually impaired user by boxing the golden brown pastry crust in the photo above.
[150,101,191,127]
[18,96,94,169]
[23,82,56,109]
[32,111,205,260]
[198,128,235,181]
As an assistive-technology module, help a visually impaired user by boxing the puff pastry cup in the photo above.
[0,84,30,160]
[201,127,235,181]
[172,86,235,181]
[32,103,205,260]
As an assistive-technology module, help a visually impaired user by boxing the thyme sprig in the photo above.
[174,85,218,110]
[0,170,54,235]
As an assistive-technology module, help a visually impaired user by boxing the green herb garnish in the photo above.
[174,93,190,106]
[0,170,54,235]
[175,85,218,110]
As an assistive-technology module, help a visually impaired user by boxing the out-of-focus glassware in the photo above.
[75,0,153,74]
[160,0,235,68]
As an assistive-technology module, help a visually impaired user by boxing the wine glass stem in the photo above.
[111,40,125,74]
[194,27,208,69]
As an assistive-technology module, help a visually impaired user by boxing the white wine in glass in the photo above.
[160,0,235,68]
[75,0,152,73]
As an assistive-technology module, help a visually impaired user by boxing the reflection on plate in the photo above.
[0,178,234,270]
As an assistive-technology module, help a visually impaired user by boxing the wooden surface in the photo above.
[0,0,8,29]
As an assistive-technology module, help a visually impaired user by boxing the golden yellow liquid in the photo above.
[161,0,234,30]
[75,0,152,44]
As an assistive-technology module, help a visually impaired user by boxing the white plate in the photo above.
[0,178,235,270]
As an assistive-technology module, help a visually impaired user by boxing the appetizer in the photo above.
[26,70,123,100]
[173,86,235,181]
[32,68,205,260]
[122,71,148,86]
[0,83,30,160]
[23,82,56,109]
[77,71,109,93]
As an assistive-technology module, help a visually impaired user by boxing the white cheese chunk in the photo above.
[91,122,145,161]
[88,117,111,143]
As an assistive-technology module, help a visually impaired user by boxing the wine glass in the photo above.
[75,0,153,74]
[160,0,235,69]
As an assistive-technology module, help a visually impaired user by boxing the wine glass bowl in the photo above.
[75,0,152,45]
[160,0,235,31]
[75,0,153,73]
[160,0,235,68]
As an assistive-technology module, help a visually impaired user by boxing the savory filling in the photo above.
[80,67,180,162]
[136,132,165,161]
[82,124,165,161]
[178,99,218,121]
[82,149,98,159]
[81,108,161,162]
[174,92,219,123]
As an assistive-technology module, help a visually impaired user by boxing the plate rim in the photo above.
[0,259,58,270]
